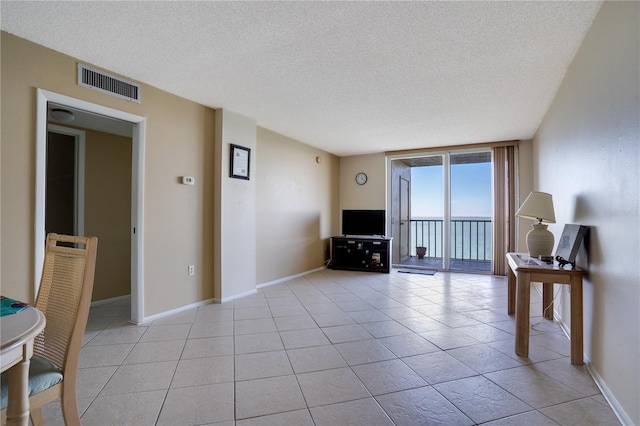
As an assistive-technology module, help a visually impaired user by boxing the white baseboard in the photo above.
[214,265,328,301]
[257,265,327,289]
[206,266,328,303]
[584,356,634,426]
[533,283,631,425]
[138,298,216,324]
[216,288,259,304]
[132,266,328,322]
[90,294,214,325]
[90,294,130,307]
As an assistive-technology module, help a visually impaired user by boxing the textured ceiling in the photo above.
[1,1,601,156]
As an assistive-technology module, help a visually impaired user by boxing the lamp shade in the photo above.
[515,191,556,223]
[516,191,556,257]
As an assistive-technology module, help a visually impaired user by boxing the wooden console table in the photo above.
[506,253,585,365]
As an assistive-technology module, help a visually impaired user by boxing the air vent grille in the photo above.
[78,64,141,103]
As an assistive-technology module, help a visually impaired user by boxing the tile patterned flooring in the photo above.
[41,269,620,425]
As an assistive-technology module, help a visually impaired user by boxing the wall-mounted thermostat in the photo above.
[182,176,195,185]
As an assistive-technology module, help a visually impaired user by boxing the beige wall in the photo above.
[516,140,534,252]
[5,15,637,420]
[0,33,216,317]
[214,109,257,301]
[0,32,338,314]
[84,129,132,302]
[340,153,387,211]
[532,2,639,423]
[256,127,340,284]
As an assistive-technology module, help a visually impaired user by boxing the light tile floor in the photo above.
[41,269,620,425]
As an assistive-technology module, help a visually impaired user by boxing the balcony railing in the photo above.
[410,218,492,261]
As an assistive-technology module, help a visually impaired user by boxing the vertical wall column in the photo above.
[214,109,258,301]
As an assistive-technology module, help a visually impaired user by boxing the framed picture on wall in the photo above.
[229,144,250,180]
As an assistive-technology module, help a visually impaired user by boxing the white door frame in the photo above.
[47,124,86,237]
[387,149,492,271]
[399,175,411,261]
[36,89,146,324]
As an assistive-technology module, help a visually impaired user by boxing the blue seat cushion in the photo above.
[0,355,63,410]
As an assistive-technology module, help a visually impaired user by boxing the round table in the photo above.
[1,304,47,426]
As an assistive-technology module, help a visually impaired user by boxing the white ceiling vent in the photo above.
[78,64,141,103]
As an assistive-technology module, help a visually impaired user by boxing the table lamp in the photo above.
[516,191,556,257]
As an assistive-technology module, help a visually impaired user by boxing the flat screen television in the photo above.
[342,210,386,236]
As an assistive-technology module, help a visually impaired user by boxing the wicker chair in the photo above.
[1,233,98,426]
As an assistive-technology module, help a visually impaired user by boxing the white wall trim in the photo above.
[216,289,259,304]
[257,266,327,289]
[211,266,328,304]
[131,257,327,319]
[137,298,216,325]
[90,294,130,308]
[556,310,632,426]
[585,356,633,426]
[533,283,630,425]
[36,89,145,324]
[131,115,145,324]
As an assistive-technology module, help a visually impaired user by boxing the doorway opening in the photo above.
[389,150,493,272]
[46,125,85,239]
[36,89,146,324]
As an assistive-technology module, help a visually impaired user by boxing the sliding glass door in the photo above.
[406,150,492,271]
[449,152,492,271]
[410,156,444,269]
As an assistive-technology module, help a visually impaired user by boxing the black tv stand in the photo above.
[331,236,392,273]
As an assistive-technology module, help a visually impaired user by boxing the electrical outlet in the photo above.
[188,265,195,276]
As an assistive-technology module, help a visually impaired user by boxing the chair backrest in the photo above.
[33,233,98,373]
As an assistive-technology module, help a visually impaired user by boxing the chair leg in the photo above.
[60,394,81,426]
[30,407,45,426]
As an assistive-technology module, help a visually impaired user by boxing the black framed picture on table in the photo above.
[555,224,588,267]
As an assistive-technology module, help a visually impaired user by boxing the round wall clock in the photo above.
[355,172,368,185]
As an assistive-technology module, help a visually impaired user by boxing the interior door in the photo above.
[46,130,79,237]
[399,176,410,261]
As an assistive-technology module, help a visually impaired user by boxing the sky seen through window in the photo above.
[410,162,492,219]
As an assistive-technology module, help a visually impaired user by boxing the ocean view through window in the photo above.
[408,151,492,271]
